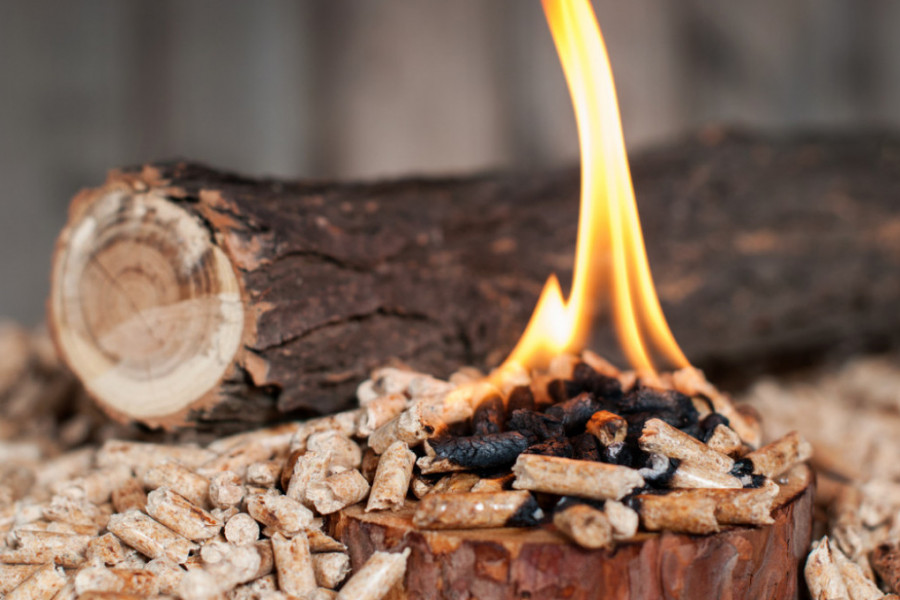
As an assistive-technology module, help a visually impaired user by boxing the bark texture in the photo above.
[48,131,900,430]
[329,464,813,600]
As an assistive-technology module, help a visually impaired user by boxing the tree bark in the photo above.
[48,130,900,430]
[329,464,813,600]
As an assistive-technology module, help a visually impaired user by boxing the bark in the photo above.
[48,130,900,430]
[328,464,814,600]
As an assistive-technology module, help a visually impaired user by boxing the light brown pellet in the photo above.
[207,471,244,510]
[224,513,259,546]
[208,422,303,456]
[366,441,415,512]
[146,488,222,542]
[145,558,185,596]
[413,491,541,530]
[0,564,38,594]
[638,493,719,535]
[306,530,346,553]
[97,440,215,473]
[0,529,91,567]
[245,461,281,488]
[668,462,743,489]
[745,431,813,478]
[56,465,132,504]
[431,472,480,494]
[470,473,515,493]
[203,543,262,589]
[512,454,644,501]
[358,394,407,437]
[308,470,370,515]
[805,537,850,600]
[705,424,744,457]
[107,510,197,564]
[336,549,410,600]
[286,451,330,507]
[74,567,159,596]
[245,493,314,536]
[6,563,67,600]
[830,540,882,600]
[111,478,147,514]
[639,418,734,473]
[313,552,351,589]
[271,532,317,598]
[85,532,127,566]
[144,462,210,507]
[177,569,224,600]
[410,476,434,499]
[43,495,103,534]
[199,442,273,479]
[289,411,362,454]
[663,485,777,526]
[307,431,362,472]
[553,504,612,549]
[415,456,467,475]
[605,500,639,541]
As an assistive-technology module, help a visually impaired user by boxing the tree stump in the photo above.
[48,131,900,431]
[329,465,813,600]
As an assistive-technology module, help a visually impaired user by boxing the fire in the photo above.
[500,0,689,375]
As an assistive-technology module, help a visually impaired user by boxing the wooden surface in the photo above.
[330,464,813,600]
[48,131,900,430]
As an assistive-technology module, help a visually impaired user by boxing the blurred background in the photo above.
[2,0,899,324]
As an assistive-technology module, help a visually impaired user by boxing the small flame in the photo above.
[501,0,689,375]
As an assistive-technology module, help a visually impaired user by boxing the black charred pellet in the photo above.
[731,457,753,477]
[615,387,696,416]
[571,362,623,401]
[571,433,602,462]
[506,409,565,442]
[431,431,529,469]
[473,394,505,436]
[547,379,570,403]
[508,493,544,527]
[699,413,730,443]
[602,441,636,467]
[525,438,574,458]
[545,392,602,434]
[507,386,536,413]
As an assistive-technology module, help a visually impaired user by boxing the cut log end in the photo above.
[49,184,245,426]
[330,464,813,600]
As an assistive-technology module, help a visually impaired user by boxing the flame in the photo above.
[500,0,689,375]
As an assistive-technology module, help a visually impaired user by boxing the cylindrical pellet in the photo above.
[366,442,415,512]
[307,470,370,515]
[337,549,410,600]
[106,510,197,564]
[637,493,719,534]
[6,563,67,600]
[245,493,314,536]
[745,431,812,478]
[512,454,644,500]
[413,491,541,530]
[312,552,351,589]
[271,532,316,598]
[553,504,612,549]
[639,418,734,473]
[143,461,210,507]
[145,488,222,542]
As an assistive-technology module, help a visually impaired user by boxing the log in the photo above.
[329,464,814,600]
[48,130,900,430]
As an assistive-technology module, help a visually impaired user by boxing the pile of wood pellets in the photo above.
[0,322,814,599]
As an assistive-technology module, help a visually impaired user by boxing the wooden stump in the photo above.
[48,131,900,431]
[330,465,813,600]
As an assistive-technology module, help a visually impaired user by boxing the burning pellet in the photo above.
[705,424,744,457]
[506,409,564,442]
[585,411,627,446]
[308,431,362,472]
[525,438,573,458]
[546,393,602,434]
[145,558,185,596]
[146,488,222,542]
[605,500,639,541]
[74,567,159,596]
[336,549,410,600]
[112,478,147,514]
[830,540,882,600]
[313,552,351,589]
[805,537,851,600]
[286,451,329,507]
[358,394,407,437]
[107,510,197,564]
[669,461,743,489]
[413,490,542,530]
[366,441,415,512]
[0,564,38,594]
[144,461,210,507]
[224,513,259,546]
[245,492,313,536]
[872,542,900,594]
[553,503,612,549]
[208,471,244,510]
[97,440,215,473]
[473,394,505,436]
[6,563,66,600]
[430,431,529,470]
[637,493,719,535]
[0,529,91,567]
[744,431,812,478]
[271,532,317,598]
[471,473,515,493]
[307,470,370,515]
[507,386,535,413]
[571,433,602,462]
[85,533,127,566]
[638,418,734,473]
[431,472,480,494]
[512,454,644,501]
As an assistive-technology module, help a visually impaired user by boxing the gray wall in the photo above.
[1,0,897,323]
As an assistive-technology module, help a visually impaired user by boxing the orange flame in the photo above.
[500,0,689,375]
